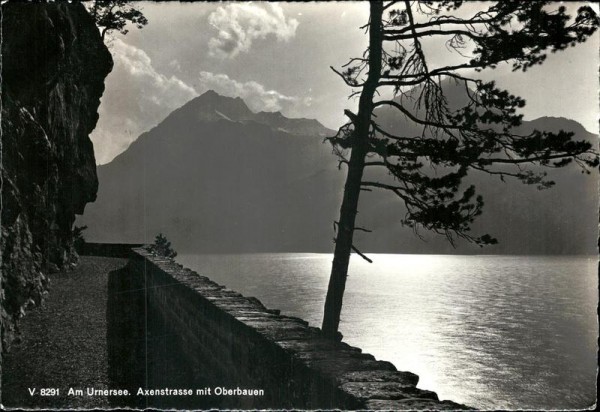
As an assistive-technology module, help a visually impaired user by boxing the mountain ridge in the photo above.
[79,91,598,255]
[164,90,334,137]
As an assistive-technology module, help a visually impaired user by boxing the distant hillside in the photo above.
[79,90,598,255]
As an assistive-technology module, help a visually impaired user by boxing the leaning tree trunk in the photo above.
[321,2,384,340]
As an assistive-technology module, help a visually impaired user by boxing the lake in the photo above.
[176,253,597,410]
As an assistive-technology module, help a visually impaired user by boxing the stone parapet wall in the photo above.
[108,247,469,410]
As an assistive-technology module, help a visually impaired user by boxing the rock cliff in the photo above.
[1,1,113,359]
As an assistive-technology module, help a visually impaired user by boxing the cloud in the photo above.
[91,40,312,164]
[168,59,182,72]
[207,3,299,58]
[196,71,311,115]
[91,39,197,164]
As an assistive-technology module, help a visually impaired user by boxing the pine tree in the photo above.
[321,1,599,339]
[86,0,148,41]
[147,233,177,259]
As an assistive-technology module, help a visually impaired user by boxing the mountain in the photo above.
[79,90,598,255]
[165,90,331,137]
[80,91,343,252]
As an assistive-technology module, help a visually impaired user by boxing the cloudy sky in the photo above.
[92,2,599,165]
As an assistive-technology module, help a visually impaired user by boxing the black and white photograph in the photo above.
[1,1,598,410]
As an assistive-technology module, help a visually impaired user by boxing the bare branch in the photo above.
[384,29,483,41]
[330,66,365,88]
[383,1,401,11]
[342,57,368,68]
[486,153,594,165]
[404,1,430,76]
[373,99,458,130]
[351,244,373,263]
[364,161,387,167]
[384,9,505,36]
[361,181,402,190]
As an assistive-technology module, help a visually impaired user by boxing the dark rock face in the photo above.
[1,2,113,354]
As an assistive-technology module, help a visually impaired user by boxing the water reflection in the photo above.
[177,253,597,410]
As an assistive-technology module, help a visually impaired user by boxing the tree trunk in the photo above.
[321,2,384,339]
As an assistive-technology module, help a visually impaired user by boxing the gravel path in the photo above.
[1,256,128,409]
